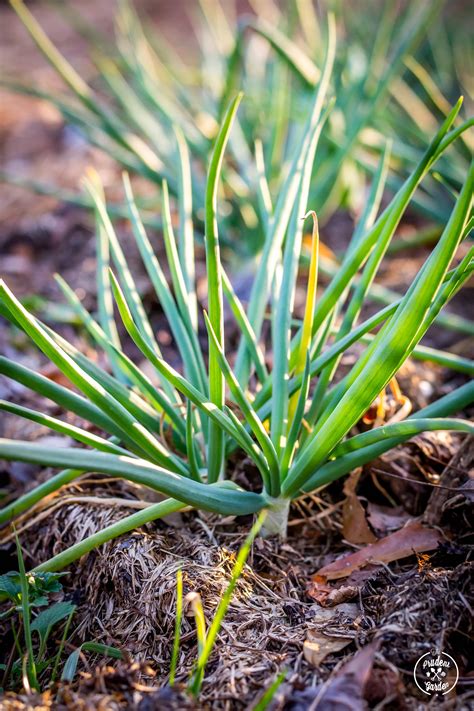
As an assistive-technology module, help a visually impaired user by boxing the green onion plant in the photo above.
[0,13,473,566]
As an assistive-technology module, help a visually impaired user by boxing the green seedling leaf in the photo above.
[189,511,267,696]
[169,568,183,686]
[205,92,243,483]
[61,642,123,682]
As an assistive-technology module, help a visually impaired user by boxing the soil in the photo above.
[0,1,473,710]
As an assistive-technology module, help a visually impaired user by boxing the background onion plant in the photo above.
[0,9,473,568]
[3,0,472,256]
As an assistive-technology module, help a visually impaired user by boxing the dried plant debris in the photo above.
[312,520,443,583]
[3,499,310,707]
[341,470,377,545]
[303,603,360,667]
[0,476,471,710]
[369,430,466,516]
[424,435,474,531]
[361,562,474,701]
[0,436,472,709]
[0,661,192,711]
[286,642,378,711]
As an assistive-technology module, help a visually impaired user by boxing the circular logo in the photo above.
[414,650,459,696]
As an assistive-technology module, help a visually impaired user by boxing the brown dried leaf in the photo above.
[342,470,377,545]
[303,634,351,667]
[314,521,442,581]
[314,642,378,710]
[303,603,359,666]
[366,503,410,536]
[308,568,378,606]
[458,479,474,503]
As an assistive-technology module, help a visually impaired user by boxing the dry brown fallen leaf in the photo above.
[314,520,442,581]
[366,502,410,536]
[458,479,474,502]
[342,470,377,545]
[291,642,379,710]
[308,569,378,607]
[313,642,379,710]
[303,603,359,667]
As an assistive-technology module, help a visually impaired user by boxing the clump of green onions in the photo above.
[0,14,473,568]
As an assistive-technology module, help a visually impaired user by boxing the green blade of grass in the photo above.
[95,55,174,159]
[296,99,464,357]
[0,442,266,518]
[306,142,391,418]
[295,0,320,49]
[0,400,131,456]
[318,250,473,337]
[0,357,126,442]
[169,568,183,685]
[244,17,320,88]
[254,138,273,219]
[3,286,173,441]
[359,333,474,376]
[189,511,266,696]
[89,170,124,381]
[251,300,399,428]
[291,109,462,398]
[84,175,179,403]
[288,211,320,426]
[318,237,474,425]
[121,173,206,393]
[252,670,287,711]
[44,324,167,437]
[61,642,123,683]
[10,0,169,181]
[234,14,336,384]
[204,312,279,496]
[175,127,198,330]
[50,606,75,684]
[270,168,320,456]
[9,9,160,175]
[10,0,91,102]
[302,381,474,493]
[186,401,203,483]
[54,274,187,438]
[110,270,270,478]
[160,178,208,386]
[316,204,473,444]
[0,280,185,472]
[222,405,272,483]
[280,353,311,479]
[221,269,268,383]
[0,468,86,526]
[314,1,441,210]
[115,3,203,146]
[333,418,474,458]
[270,69,335,456]
[35,499,186,575]
[284,161,473,497]
[204,93,243,483]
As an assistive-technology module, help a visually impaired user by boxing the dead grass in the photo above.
[10,489,329,708]
[0,428,472,709]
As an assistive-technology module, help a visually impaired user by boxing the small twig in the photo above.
[372,467,471,491]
